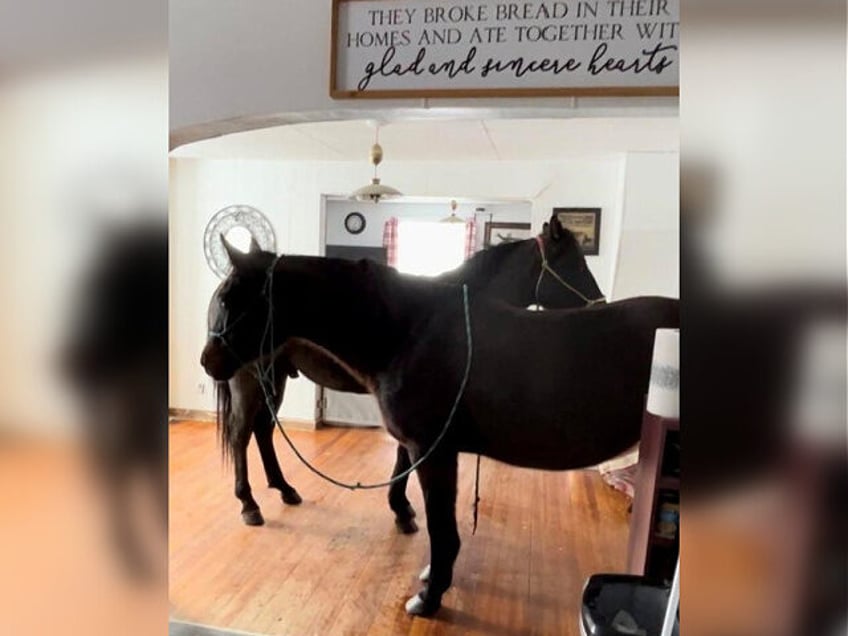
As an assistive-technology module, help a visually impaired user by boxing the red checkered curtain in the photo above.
[464,217,477,260]
[382,216,399,268]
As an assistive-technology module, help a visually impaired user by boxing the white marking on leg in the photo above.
[405,594,426,615]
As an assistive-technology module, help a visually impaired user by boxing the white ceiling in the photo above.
[170,117,678,162]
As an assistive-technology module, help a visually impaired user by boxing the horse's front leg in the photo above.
[404,450,460,617]
[254,412,302,505]
[232,420,263,526]
[252,360,302,505]
[388,444,417,534]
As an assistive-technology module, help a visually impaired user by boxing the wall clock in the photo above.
[344,211,366,235]
[203,205,276,279]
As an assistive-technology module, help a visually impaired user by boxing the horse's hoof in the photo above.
[241,509,265,526]
[419,564,431,582]
[405,593,440,617]
[396,517,418,534]
[281,489,302,505]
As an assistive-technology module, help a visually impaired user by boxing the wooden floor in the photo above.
[0,439,167,636]
[169,420,631,636]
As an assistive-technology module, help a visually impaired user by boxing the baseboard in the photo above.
[319,418,382,429]
[168,408,318,431]
[169,408,215,423]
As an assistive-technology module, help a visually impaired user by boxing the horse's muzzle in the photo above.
[200,340,238,381]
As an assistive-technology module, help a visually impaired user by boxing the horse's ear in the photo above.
[542,222,549,235]
[221,235,250,270]
[248,235,262,254]
[548,214,563,241]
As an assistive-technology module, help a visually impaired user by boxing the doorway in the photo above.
[317,196,531,426]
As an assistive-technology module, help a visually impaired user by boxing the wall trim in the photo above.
[168,408,318,431]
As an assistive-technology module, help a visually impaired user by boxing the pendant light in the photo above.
[441,199,465,223]
[351,125,402,203]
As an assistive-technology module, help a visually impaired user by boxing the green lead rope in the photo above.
[473,454,481,535]
[256,282,474,491]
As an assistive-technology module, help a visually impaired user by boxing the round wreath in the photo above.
[203,205,276,279]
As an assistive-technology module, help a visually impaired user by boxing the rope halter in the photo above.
[534,235,606,308]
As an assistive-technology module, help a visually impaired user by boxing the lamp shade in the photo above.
[350,130,402,203]
[441,213,465,223]
[440,199,464,222]
[351,178,402,203]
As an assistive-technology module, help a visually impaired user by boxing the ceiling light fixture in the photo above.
[351,125,402,203]
[441,199,465,223]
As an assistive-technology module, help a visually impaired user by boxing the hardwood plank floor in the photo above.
[169,420,630,635]
[0,440,167,636]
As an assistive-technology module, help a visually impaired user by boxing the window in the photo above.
[395,220,466,276]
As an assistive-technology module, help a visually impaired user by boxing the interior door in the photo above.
[319,241,387,427]
[320,390,383,427]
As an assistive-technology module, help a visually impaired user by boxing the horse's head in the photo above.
[536,214,605,308]
[201,236,277,381]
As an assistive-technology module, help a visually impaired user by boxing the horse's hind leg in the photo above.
[254,411,302,505]
[388,445,417,534]
[233,423,263,526]
[404,451,460,617]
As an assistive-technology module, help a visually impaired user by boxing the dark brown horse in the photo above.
[200,249,678,617]
[209,215,604,529]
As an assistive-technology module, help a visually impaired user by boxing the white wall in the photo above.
[170,153,631,421]
[610,152,679,299]
[169,0,677,144]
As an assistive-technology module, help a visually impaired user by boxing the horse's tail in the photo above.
[215,380,234,464]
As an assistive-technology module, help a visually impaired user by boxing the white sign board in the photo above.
[331,0,679,98]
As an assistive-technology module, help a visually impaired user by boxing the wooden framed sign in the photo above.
[331,0,679,99]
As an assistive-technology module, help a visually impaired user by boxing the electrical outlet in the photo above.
[197,381,206,395]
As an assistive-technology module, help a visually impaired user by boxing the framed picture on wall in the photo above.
[553,208,601,255]
[484,222,532,248]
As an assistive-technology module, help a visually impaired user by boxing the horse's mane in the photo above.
[440,225,582,286]
[281,253,447,289]
[263,224,587,330]
[272,224,581,292]
[282,253,396,284]
[438,238,529,286]
[278,255,421,304]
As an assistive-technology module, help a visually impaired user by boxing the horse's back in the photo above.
[455,296,678,469]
